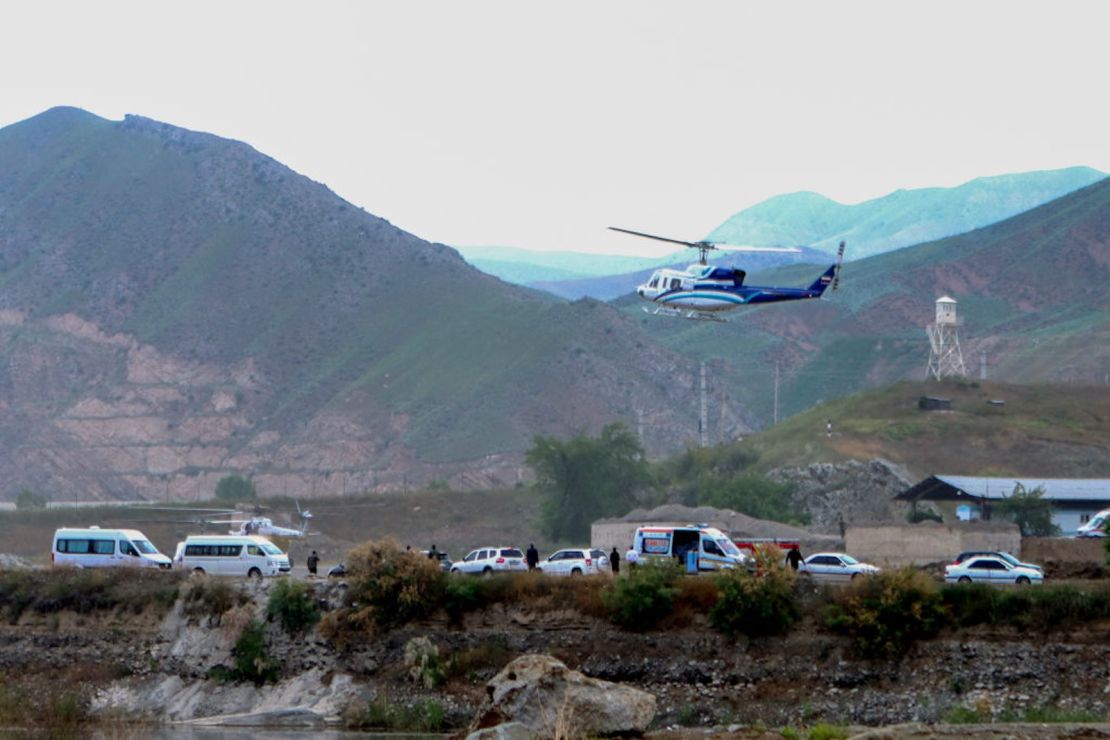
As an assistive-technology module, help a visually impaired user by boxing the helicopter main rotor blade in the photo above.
[714,245,802,254]
[608,226,707,249]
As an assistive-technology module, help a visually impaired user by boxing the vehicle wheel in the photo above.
[192,567,206,576]
[1016,576,1030,585]
[450,568,462,576]
[851,573,860,580]
[248,567,262,580]
[571,568,583,576]
[482,567,493,577]
[958,576,971,583]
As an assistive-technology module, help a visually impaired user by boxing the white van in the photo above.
[179,535,290,577]
[52,527,172,570]
[632,525,748,572]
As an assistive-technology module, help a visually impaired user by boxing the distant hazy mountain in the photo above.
[456,245,679,283]
[707,167,1106,259]
[0,107,749,501]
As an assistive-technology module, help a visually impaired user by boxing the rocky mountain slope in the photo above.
[0,107,752,502]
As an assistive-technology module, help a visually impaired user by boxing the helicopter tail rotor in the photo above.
[832,241,846,291]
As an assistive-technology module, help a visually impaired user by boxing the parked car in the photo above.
[421,550,453,572]
[538,548,606,576]
[451,547,527,576]
[798,552,880,582]
[945,555,1044,585]
[953,550,1042,573]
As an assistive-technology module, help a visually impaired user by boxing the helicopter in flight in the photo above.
[609,226,845,321]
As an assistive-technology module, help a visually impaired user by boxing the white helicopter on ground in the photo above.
[609,226,845,321]
[137,501,315,537]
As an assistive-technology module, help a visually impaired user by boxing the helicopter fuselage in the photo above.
[636,263,834,314]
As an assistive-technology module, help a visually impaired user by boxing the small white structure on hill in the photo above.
[926,296,967,380]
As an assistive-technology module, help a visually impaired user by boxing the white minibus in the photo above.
[179,535,290,577]
[52,527,172,569]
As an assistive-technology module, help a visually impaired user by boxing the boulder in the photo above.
[466,721,536,740]
[470,654,655,738]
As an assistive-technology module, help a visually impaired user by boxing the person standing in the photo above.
[786,545,803,572]
[307,550,319,577]
[625,546,639,571]
[609,547,620,575]
[526,543,539,571]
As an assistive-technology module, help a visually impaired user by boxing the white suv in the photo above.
[538,548,609,576]
[451,547,527,576]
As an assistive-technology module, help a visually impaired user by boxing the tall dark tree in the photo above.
[994,483,1060,537]
[214,474,257,504]
[526,423,650,541]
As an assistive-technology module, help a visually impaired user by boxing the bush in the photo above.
[942,583,1110,633]
[824,567,945,658]
[358,698,446,732]
[182,577,248,621]
[442,577,483,625]
[231,620,279,685]
[0,569,182,623]
[403,637,446,688]
[602,560,681,630]
[267,578,320,634]
[343,539,444,630]
[214,474,257,503]
[710,548,798,639]
[14,488,48,510]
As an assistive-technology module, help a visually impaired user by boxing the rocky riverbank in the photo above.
[1,574,1110,736]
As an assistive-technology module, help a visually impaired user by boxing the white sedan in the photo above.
[450,547,528,576]
[945,555,1043,586]
[799,552,880,582]
[537,548,608,576]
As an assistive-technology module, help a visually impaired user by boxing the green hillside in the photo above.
[0,107,722,500]
[621,178,1110,429]
[727,380,1110,480]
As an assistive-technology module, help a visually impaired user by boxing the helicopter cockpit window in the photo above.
[649,274,659,288]
[670,278,681,290]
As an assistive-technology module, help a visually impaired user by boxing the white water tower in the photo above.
[926,296,967,380]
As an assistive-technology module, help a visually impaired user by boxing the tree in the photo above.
[526,423,650,541]
[15,488,48,510]
[994,483,1060,537]
[697,472,804,524]
[214,475,257,503]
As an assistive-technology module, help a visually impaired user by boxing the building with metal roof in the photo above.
[894,476,1110,534]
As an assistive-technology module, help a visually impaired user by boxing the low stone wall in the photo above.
[847,521,1021,566]
[1022,537,1106,564]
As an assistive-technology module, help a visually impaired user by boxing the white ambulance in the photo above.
[178,535,290,577]
[632,525,748,572]
[52,527,173,570]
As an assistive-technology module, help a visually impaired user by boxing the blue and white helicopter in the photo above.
[610,226,845,322]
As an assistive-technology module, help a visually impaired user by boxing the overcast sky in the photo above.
[3,1,1108,256]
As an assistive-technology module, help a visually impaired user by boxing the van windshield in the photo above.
[259,542,283,556]
[716,539,741,557]
[131,539,159,555]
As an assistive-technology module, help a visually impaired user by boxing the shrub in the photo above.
[602,560,681,630]
[404,637,446,688]
[358,698,446,732]
[710,551,799,639]
[442,576,483,625]
[182,577,248,621]
[214,474,256,503]
[824,567,945,658]
[343,539,443,630]
[14,488,48,510]
[231,620,279,685]
[267,578,320,634]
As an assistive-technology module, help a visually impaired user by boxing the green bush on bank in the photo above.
[0,568,182,623]
[602,560,682,630]
[710,548,799,639]
[266,578,320,634]
[824,567,946,658]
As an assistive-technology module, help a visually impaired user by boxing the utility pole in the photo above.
[636,408,644,443]
[980,351,987,381]
[773,361,781,425]
[699,361,708,448]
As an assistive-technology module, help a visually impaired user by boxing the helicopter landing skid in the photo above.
[642,305,726,322]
